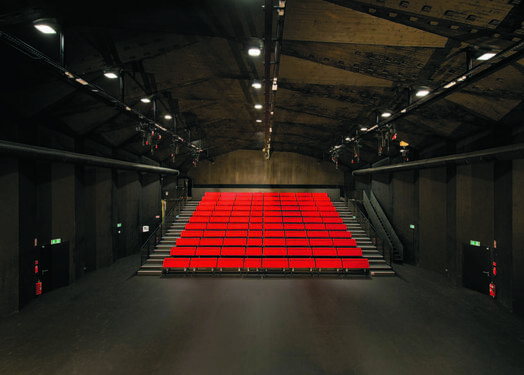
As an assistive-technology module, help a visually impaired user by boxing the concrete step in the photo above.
[136,269,162,276]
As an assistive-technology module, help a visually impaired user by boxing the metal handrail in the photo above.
[140,188,187,265]
[344,189,394,265]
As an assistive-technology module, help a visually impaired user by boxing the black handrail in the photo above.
[140,188,187,265]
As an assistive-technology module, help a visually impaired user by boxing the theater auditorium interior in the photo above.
[1,0,524,374]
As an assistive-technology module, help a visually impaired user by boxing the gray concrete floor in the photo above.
[1,254,524,375]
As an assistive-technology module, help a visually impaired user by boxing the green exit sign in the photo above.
[51,238,62,245]
[470,240,481,247]
[117,223,122,228]
[409,224,415,229]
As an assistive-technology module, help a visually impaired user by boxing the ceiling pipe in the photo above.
[352,142,524,176]
[263,0,273,156]
[340,39,524,148]
[0,30,201,155]
[0,140,180,176]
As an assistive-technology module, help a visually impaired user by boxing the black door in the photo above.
[462,244,493,295]
[40,242,70,293]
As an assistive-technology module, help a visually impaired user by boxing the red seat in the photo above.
[244,258,262,269]
[221,247,246,256]
[323,217,343,223]
[303,217,322,223]
[185,223,206,230]
[175,238,200,247]
[337,248,363,257]
[289,258,315,269]
[307,231,329,238]
[200,238,223,246]
[287,247,312,256]
[262,258,288,269]
[217,258,244,269]
[181,230,203,238]
[207,223,228,230]
[247,238,263,246]
[210,217,229,223]
[228,223,249,230]
[325,223,347,231]
[312,247,337,256]
[263,238,286,247]
[333,238,357,247]
[263,247,287,256]
[315,258,342,269]
[170,247,196,256]
[163,257,191,269]
[264,230,285,237]
[203,230,226,237]
[246,247,263,256]
[304,224,325,231]
[190,257,217,268]
[223,238,247,246]
[195,247,221,256]
[265,223,284,230]
[283,217,302,223]
[225,230,248,237]
[285,230,307,238]
[341,258,369,269]
[284,224,305,230]
[189,216,209,223]
[286,238,309,247]
[309,238,333,246]
[329,231,352,238]
[230,216,249,223]
[264,217,283,223]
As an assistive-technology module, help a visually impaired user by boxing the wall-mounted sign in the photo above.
[117,223,122,228]
[142,226,150,233]
[470,240,480,247]
[51,238,61,245]
[409,224,415,229]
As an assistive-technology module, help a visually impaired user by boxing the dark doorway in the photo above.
[39,242,70,294]
[462,244,493,295]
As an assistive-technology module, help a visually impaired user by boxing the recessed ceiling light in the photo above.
[254,104,263,109]
[248,47,261,57]
[103,71,119,79]
[477,52,496,61]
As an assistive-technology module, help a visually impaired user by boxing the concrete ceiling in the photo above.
[1,0,524,173]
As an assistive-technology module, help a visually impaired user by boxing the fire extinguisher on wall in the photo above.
[489,282,496,299]
[34,259,42,296]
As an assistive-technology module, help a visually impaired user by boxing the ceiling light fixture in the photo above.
[248,47,261,57]
[477,52,496,61]
[416,89,430,97]
[164,114,172,120]
[254,104,263,109]
[381,111,392,118]
[256,119,262,123]
[33,19,58,34]
[141,97,151,103]
[103,70,119,79]
[252,81,262,89]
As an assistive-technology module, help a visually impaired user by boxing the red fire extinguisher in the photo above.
[489,282,496,299]
[35,280,42,296]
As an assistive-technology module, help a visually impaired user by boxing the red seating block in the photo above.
[203,230,226,237]
[329,231,352,238]
[312,247,337,257]
[210,217,229,223]
[283,217,302,223]
[287,247,312,256]
[263,247,287,256]
[264,230,285,237]
[199,238,223,247]
[223,237,247,246]
[322,217,343,224]
[265,223,284,230]
[333,238,357,247]
[286,230,307,238]
[221,247,246,256]
[163,257,191,269]
[263,238,286,247]
[171,247,196,256]
[284,224,305,230]
[230,217,249,223]
[244,258,262,269]
[176,238,200,247]
[185,223,207,230]
[195,247,221,256]
[262,258,288,269]
[246,247,263,256]
[181,230,203,238]
[207,223,228,230]
[189,217,209,223]
[190,257,217,268]
[307,231,329,238]
[325,223,347,231]
[309,238,333,246]
[337,248,363,257]
[225,230,248,237]
[286,238,309,247]
[289,258,315,269]
[217,258,244,269]
[228,223,249,230]
[341,258,369,269]
[315,258,342,269]
[304,224,325,231]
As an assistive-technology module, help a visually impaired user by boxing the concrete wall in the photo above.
[358,158,523,313]
[188,150,343,186]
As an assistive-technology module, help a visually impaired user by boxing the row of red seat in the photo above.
[185,222,348,231]
[163,257,369,272]
[189,216,343,223]
[181,230,352,238]
[171,246,362,257]
[175,238,357,247]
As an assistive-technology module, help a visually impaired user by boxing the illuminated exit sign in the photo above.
[51,238,61,245]
[470,240,480,247]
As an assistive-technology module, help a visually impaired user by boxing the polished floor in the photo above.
[1,254,524,375]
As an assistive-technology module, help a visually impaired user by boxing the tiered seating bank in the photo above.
[163,192,369,276]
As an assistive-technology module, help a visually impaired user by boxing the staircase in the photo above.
[136,200,199,276]
[332,201,395,277]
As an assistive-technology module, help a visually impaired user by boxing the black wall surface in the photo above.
[0,155,163,316]
[356,158,523,314]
